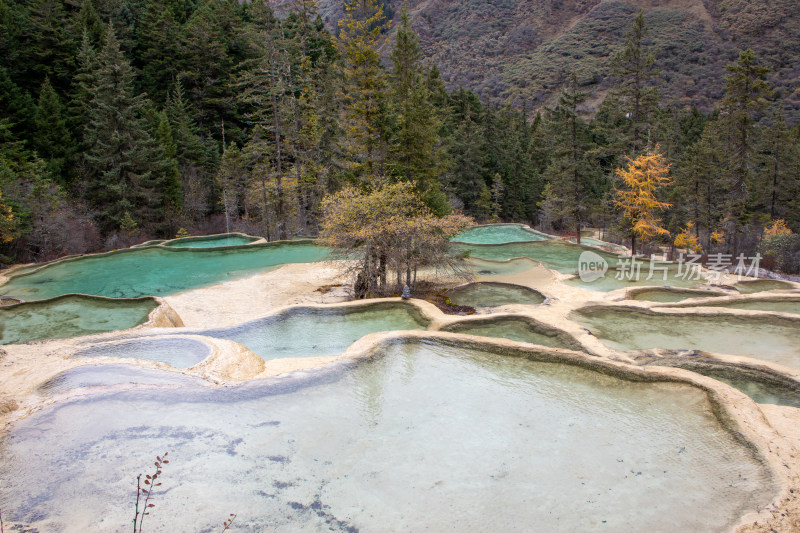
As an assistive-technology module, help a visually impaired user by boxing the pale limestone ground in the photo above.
[162,262,352,328]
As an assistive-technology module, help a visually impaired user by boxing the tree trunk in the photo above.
[379,252,387,289]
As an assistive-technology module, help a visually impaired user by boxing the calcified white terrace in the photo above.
[0,227,799,532]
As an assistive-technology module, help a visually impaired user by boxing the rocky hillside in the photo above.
[304,0,800,117]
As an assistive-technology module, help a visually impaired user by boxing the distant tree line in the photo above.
[1,2,798,270]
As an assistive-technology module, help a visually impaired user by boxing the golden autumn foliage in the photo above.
[320,182,472,296]
[674,221,702,252]
[613,147,672,254]
[0,191,16,243]
[764,219,793,237]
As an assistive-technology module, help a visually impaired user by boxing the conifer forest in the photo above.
[1,0,799,271]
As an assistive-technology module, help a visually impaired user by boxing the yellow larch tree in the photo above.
[613,147,672,255]
[674,221,702,253]
[0,191,16,243]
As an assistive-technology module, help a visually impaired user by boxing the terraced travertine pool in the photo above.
[679,298,800,315]
[446,282,546,307]
[456,240,705,292]
[0,295,158,345]
[73,337,213,368]
[629,288,728,303]
[453,223,550,244]
[441,317,577,350]
[0,342,773,532]
[196,303,429,360]
[572,307,800,369]
[161,234,260,248]
[37,364,211,396]
[0,224,797,532]
[0,241,327,300]
[734,279,796,294]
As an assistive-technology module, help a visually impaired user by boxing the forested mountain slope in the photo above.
[308,0,800,117]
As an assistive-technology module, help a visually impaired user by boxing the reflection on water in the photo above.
[197,304,429,360]
[0,342,773,532]
[37,364,210,395]
[73,337,212,368]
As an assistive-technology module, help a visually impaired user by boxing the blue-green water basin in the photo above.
[0,341,773,532]
[734,280,796,294]
[458,241,704,292]
[72,338,212,368]
[572,307,800,369]
[197,302,430,360]
[0,295,158,345]
[37,364,210,396]
[670,298,800,315]
[0,241,328,300]
[441,317,579,350]
[453,224,551,244]
[162,234,260,248]
[643,361,800,409]
[446,282,546,307]
[629,288,729,303]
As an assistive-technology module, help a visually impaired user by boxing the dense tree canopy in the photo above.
[0,1,797,271]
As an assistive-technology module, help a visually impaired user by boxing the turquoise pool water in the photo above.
[572,307,800,369]
[646,363,800,409]
[198,303,429,360]
[681,298,800,315]
[0,295,158,345]
[456,241,615,273]
[73,338,212,368]
[441,317,576,349]
[0,341,772,532]
[446,282,546,307]
[0,242,328,300]
[162,234,259,248]
[467,257,541,277]
[458,241,703,292]
[735,280,796,294]
[37,364,210,396]
[630,288,728,303]
[453,224,550,244]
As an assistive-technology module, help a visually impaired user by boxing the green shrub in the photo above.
[758,233,800,274]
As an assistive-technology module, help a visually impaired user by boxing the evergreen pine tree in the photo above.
[336,0,390,184]
[238,1,292,239]
[166,81,217,221]
[136,0,181,104]
[762,112,800,227]
[541,76,598,242]
[33,76,72,183]
[179,0,246,143]
[388,4,447,214]
[81,25,175,234]
[449,105,487,217]
[74,0,104,45]
[719,48,771,254]
[609,10,660,156]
